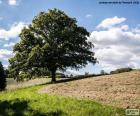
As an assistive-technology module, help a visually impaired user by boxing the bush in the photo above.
[0,62,6,91]
[110,67,133,74]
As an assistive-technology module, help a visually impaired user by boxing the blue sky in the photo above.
[0,0,140,75]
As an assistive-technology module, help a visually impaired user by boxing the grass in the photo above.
[6,77,67,90]
[0,85,125,116]
[6,78,51,90]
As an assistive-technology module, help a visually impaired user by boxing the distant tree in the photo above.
[100,70,105,75]
[0,62,6,91]
[85,72,89,76]
[70,74,73,78]
[9,9,96,82]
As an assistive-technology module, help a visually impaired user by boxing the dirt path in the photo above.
[40,71,140,108]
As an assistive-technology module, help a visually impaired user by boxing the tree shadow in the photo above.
[0,99,64,116]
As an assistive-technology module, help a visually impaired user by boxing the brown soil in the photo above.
[40,71,140,108]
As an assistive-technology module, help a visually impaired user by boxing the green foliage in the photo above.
[18,72,32,82]
[0,62,6,91]
[31,67,50,77]
[110,67,133,74]
[5,69,9,78]
[0,85,125,116]
[9,9,96,82]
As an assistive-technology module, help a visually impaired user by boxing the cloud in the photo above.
[0,49,13,61]
[3,64,8,68]
[85,14,93,18]
[0,22,27,67]
[8,0,17,5]
[96,16,126,29]
[88,16,140,71]
[4,42,15,48]
[65,69,81,75]
[0,22,27,40]
[0,0,2,4]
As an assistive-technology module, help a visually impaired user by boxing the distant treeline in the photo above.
[110,67,133,74]
[71,67,134,79]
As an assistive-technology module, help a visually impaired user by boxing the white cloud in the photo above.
[89,16,140,71]
[8,0,17,5]
[0,0,2,4]
[132,25,140,34]
[3,64,8,68]
[97,16,126,29]
[0,22,27,40]
[0,49,13,61]
[65,69,81,76]
[85,14,93,18]
[120,25,129,31]
[4,42,15,48]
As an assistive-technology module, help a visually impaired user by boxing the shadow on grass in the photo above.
[0,99,64,116]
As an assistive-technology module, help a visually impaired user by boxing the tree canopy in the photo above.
[9,9,96,82]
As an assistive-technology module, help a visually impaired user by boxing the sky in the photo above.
[0,0,140,75]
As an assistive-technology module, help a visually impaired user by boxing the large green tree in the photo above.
[0,62,6,90]
[9,9,96,82]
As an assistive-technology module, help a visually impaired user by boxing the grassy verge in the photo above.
[0,85,125,116]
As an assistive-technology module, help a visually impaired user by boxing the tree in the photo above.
[5,69,9,78]
[0,62,6,90]
[9,9,96,82]
[100,70,105,75]
[85,72,89,76]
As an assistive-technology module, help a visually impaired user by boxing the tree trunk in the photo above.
[51,70,56,83]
